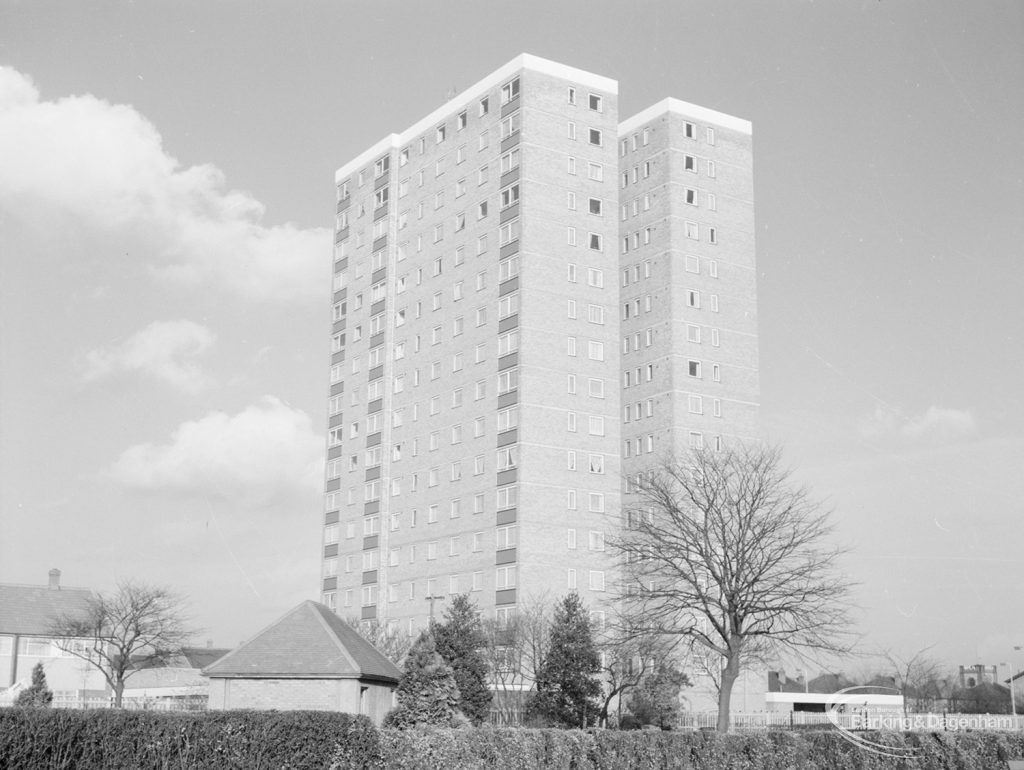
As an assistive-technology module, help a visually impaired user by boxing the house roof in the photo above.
[131,647,232,671]
[202,601,401,683]
[0,582,93,636]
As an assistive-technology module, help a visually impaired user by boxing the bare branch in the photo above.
[613,444,856,732]
[48,581,194,707]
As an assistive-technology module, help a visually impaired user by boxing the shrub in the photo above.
[0,708,382,770]
[15,663,53,708]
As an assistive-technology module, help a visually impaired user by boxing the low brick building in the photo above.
[202,601,400,723]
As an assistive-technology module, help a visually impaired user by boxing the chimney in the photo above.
[48,568,61,590]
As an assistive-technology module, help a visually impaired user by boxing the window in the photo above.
[687,324,701,343]
[588,530,605,551]
[435,124,446,144]
[496,485,517,510]
[685,155,696,172]
[588,415,605,436]
[479,96,489,116]
[567,191,576,210]
[498,331,519,356]
[374,155,390,177]
[499,219,520,245]
[498,146,521,176]
[688,360,702,378]
[588,93,602,111]
[689,395,703,414]
[588,197,603,216]
[501,184,520,208]
[567,121,577,140]
[588,340,605,361]
[588,492,605,512]
[567,156,576,175]
[589,571,605,591]
[567,529,577,549]
[567,86,577,105]
[588,305,604,324]
[587,162,603,181]
[588,454,605,474]
[568,569,577,589]
[687,289,700,308]
[496,565,516,589]
[501,77,520,104]
[588,128,603,146]
[500,112,520,139]
[685,221,699,240]
[497,407,518,432]
[588,378,604,398]
[708,160,716,177]
[588,233,602,251]
[567,227,577,246]
[496,525,516,549]
[587,267,603,287]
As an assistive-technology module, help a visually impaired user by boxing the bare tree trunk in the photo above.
[113,681,124,709]
[717,651,740,733]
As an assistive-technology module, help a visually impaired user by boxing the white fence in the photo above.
[0,694,205,712]
[679,711,1024,732]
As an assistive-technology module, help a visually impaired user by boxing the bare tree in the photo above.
[884,647,949,714]
[345,617,415,666]
[597,627,679,727]
[48,581,192,707]
[616,445,854,732]
[479,595,551,724]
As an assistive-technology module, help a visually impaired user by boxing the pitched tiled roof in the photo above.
[202,601,401,683]
[0,583,93,635]
[131,647,232,671]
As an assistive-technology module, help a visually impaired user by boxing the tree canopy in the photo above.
[384,630,465,728]
[432,594,492,725]
[526,592,602,728]
[48,581,192,707]
[618,444,853,732]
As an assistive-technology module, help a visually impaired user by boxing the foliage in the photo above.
[48,580,193,707]
[597,629,680,727]
[626,659,690,728]
[0,708,381,770]
[2,709,1023,770]
[384,630,465,728]
[375,727,1024,770]
[617,444,853,732]
[15,662,54,708]
[432,594,493,725]
[525,592,601,728]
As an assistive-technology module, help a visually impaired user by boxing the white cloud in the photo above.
[83,320,215,393]
[860,405,979,444]
[107,397,322,505]
[0,66,329,302]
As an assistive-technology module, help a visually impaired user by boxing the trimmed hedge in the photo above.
[2,709,1023,769]
[376,728,1024,770]
[0,708,382,770]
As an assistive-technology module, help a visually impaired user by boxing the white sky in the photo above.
[1,1,1022,674]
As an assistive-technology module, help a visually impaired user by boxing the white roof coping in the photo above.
[336,54,617,181]
[620,97,751,135]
